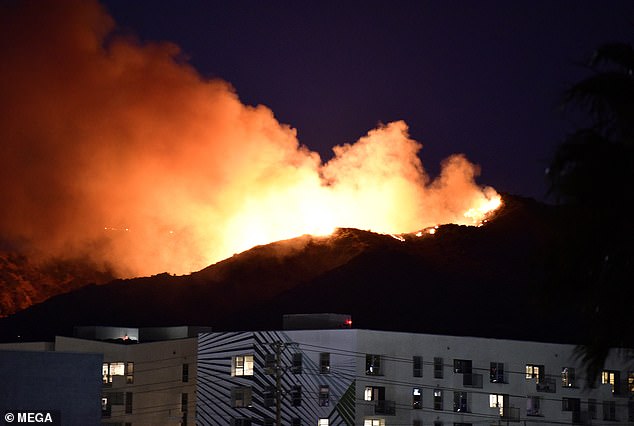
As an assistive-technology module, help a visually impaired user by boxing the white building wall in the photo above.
[56,336,197,425]
[198,329,634,426]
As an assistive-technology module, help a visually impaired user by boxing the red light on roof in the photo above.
[344,318,352,327]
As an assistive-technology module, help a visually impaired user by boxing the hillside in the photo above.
[0,194,580,343]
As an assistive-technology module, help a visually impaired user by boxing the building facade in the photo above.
[197,329,634,426]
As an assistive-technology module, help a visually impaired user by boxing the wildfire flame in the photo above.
[0,0,502,277]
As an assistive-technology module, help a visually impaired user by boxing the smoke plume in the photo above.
[0,0,500,276]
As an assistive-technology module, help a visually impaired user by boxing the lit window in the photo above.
[232,355,254,377]
[629,372,634,393]
[363,420,385,426]
[318,419,329,426]
[126,362,134,384]
[602,370,619,394]
[364,386,383,401]
[490,394,505,416]
[102,362,127,384]
[433,389,443,410]
[526,364,543,383]
[413,387,422,409]
[561,367,575,387]
[231,387,252,408]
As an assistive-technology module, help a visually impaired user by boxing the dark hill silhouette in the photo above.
[0,194,582,343]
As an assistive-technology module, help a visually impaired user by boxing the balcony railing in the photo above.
[375,400,396,415]
[536,377,556,393]
[501,407,520,422]
[463,373,483,388]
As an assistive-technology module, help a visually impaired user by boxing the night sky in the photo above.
[101,0,633,201]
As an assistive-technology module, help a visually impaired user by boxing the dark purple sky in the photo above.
[102,0,633,201]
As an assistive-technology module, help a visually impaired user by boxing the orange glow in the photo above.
[0,0,502,277]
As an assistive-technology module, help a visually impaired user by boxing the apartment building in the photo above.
[0,325,207,426]
[197,327,634,426]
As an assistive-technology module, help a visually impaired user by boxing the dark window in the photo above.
[434,357,443,378]
[292,353,302,374]
[454,359,472,374]
[318,385,330,406]
[265,353,276,374]
[181,393,188,426]
[320,353,330,374]
[182,363,189,383]
[125,392,133,414]
[263,386,275,407]
[413,356,422,377]
[101,397,111,418]
[231,387,252,408]
[453,391,468,412]
[291,419,301,426]
[366,354,382,375]
[562,397,580,412]
[490,362,505,383]
[291,385,302,407]
[588,399,597,419]
[603,400,616,421]
[264,419,274,426]
[232,419,252,426]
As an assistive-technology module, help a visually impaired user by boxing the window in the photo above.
[318,419,329,426]
[526,364,543,383]
[628,400,634,422]
[231,387,253,408]
[366,354,382,375]
[263,386,275,407]
[292,353,303,374]
[490,362,504,383]
[413,356,422,377]
[291,419,301,426]
[453,359,472,374]
[588,398,597,419]
[489,394,506,416]
[232,419,252,426]
[181,393,188,426]
[629,372,634,393]
[364,420,385,426]
[433,389,443,410]
[264,419,274,426]
[232,355,254,377]
[453,391,468,412]
[125,392,132,414]
[434,422,443,426]
[434,357,443,378]
[319,385,330,406]
[413,387,422,409]
[126,362,134,384]
[561,367,575,387]
[526,396,541,416]
[602,370,620,394]
[562,397,580,412]
[108,392,124,405]
[320,353,330,374]
[364,386,385,402]
[101,397,111,418]
[182,363,189,383]
[603,400,616,421]
[102,362,126,384]
[413,421,422,426]
[265,353,276,374]
[291,385,302,407]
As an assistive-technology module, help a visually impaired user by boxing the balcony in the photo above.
[536,377,556,393]
[463,373,483,388]
[501,407,520,422]
[375,400,396,415]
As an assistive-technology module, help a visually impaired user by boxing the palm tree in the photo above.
[546,42,634,384]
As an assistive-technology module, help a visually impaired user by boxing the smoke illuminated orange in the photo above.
[0,0,501,277]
